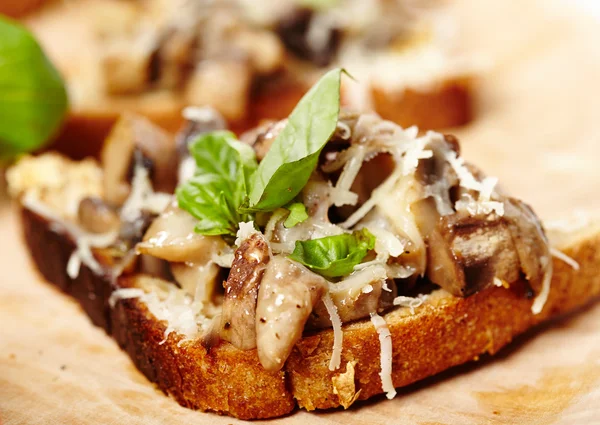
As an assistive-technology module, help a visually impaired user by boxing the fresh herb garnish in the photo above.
[289,229,376,278]
[284,202,309,228]
[246,68,343,211]
[176,131,257,237]
[0,17,68,159]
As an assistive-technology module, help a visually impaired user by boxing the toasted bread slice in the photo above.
[20,204,600,419]
[0,0,47,18]
[24,0,474,159]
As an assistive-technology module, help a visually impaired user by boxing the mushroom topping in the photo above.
[256,256,327,371]
[101,114,178,206]
[77,197,120,234]
[220,233,270,350]
[171,262,221,303]
[276,7,340,67]
[137,202,228,263]
[409,136,550,297]
[308,265,396,329]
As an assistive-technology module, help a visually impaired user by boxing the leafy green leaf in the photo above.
[0,17,68,159]
[176,131,257,237]
[284,202,309,228]
[247,68,343,211]
[289,228,376,278]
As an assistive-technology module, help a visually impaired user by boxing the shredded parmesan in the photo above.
[109,285,212,344]
[121,166,171,223]
[531,256,553,315]
[393,294,428,314]
[370,313,396,399]
[550,247,580,270]
[323,293,344,371]
[446,152,504,217]
[67,231,119,279]
[182,105,224,124]
[235,221,258,246]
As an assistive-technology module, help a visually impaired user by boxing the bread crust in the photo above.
[371,76,474,130]
[20,206,600,419]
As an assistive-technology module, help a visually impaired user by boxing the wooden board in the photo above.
[2,0,600,424]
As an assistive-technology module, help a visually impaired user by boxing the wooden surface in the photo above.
[2,0,600,424]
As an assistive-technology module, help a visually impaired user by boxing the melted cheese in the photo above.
[370,313,396,399]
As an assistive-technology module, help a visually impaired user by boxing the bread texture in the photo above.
[20,204,600,419]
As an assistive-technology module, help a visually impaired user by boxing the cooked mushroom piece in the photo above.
[101,34,157,95]
[256,256,327,372]
[409,135,549,297]
[308,265,397,329]
[77,197,120,234]
[276,7,341,67]
[171,261,221,303]
[136,202,229,263]
[101,114,178,206]
[185,58,252,122]
[220,233,270,350]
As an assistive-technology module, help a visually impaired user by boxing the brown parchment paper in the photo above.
[2,1,600,424]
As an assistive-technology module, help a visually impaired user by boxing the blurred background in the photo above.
[1,2,600,423]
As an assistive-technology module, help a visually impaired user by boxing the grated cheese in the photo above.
[323,293,344,371]
[393,294,428,314]
[109,286,212,344]
[446,152,504,217]
[121,166,171,223]
[67,231,119,279]
[182,105,224,123]
[235,221,259,247]
[531,256,553,315]
[370,313,396,399]
[550,247,580,271]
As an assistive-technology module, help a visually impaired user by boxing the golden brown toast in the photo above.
[20,205,600,419]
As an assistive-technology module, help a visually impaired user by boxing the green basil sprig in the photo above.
[0,17,68,159]
[246,68,343,211]
[289,228,376,278]
[284,202,309,228]
[176,131,257,237]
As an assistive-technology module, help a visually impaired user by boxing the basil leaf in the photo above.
[176,131,257,237]
[0,17,68,159]
[284,202,308,228]
[289,228,376,278]
[247,68,343,211]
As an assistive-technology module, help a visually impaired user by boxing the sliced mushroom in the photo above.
[276,7,340,67]
[409,135,549,297]
[185,58,252,122]
[256,256,327,371]
[136,202,228,263]
[171,261,221,303]
[77,197,120,234]
[230,29,284,75]
[101,114,178,206]
[503,197,550,295]
[242,119,287,161]
[220,233,270,350]
[150,27,197,89]
[308,265,397,328]
[100,32,158,95]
